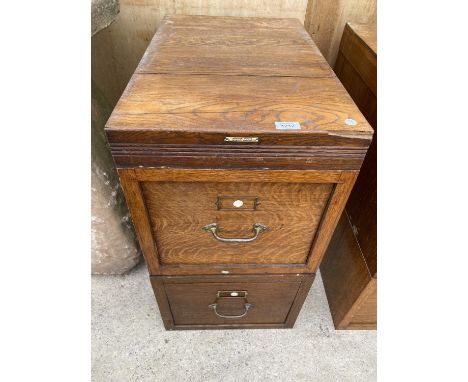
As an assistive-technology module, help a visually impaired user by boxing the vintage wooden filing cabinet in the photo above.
[105,15,373,330]
[321,23,377,329]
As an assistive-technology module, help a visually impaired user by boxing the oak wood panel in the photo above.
[150,276,175,328]
[107,111,372,139]
[92,1,309,108]
[339,23,377,96]
[110,144,368,170]
[141,181,333,265]
[106,128,371,171]
[118,170,160,274]
[338,24,377,276]
[304,0,376,66]
[136,15,329,78]
[126,168,343,183]
[346,322,376,330]
[334,53,376,128]
[167,282,299,325]
[92,1,376,110]
[159,264,309,276]
[108,14,372,140]
[347,22,376,54]
[283,272,315,327]
[347,279,377,329]
[320,212,373,329]
[320,23,376,329]
[307,171,358,272]
[112,73,369,125]
[346,137,377,276]
[151,273,314,329]
[106,15,373,329]
[116,167,360,275]
[106,16,373,173]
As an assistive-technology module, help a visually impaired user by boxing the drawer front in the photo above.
[141,181,333,265]
[151,274,314,329]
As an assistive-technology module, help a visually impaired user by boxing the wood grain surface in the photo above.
[105,16,373,330]
[346,279,376,329]
[141,181,333,265]
[338,23,376,96]
[320,212,376,329]
[106,15,373,174]
[336,23,377,276]
[307,171,358,272]
[118,171,160,274]
[347,22,376,53]
[107,111,371,136]
[92,1,376,110]
[116,165,361,276]
[126,168,342,183]
[137,15,328,78]
[93,2,309,106]
[320,23,376,329]
[151,273,314,329]
[109,142,368,170]
[106,15,373,149]
[111,73,370,131]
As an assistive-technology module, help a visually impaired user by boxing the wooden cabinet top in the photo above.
[339,23,377,99]
[106,15,372,148]
[347,23,377,55]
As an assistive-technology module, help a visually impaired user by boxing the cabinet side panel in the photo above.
[347,279,377,329]
[320,212,372,329]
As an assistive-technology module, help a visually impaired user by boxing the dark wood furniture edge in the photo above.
[307,171,358,272]
[284,273,315,328]
[150,276,175,329]
[343,23,377,59]
[339,23,377,96]
[319,22,377,330]
[338,278,376,329]
[118,169,161,274]
[320,212,376,329]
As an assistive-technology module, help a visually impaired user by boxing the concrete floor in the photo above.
[92,264,376,381]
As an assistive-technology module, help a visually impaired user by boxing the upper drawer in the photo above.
[141,180,333,266]
[118,168,356,275]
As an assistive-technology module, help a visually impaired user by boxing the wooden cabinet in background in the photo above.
[105,15,373,330]
[320,22,377,330]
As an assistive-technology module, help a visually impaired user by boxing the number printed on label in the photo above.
[275,122,301,130]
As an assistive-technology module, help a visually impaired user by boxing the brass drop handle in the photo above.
[209,291,253,319]
[202,223,268,243]
[208,302,254,319]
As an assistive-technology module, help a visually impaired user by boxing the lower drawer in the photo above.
[151,274,315,330]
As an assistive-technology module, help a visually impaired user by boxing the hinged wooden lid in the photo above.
[105,15,373,170]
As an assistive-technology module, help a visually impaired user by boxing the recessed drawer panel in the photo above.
[151,274,314,329]
[141,181,333,265]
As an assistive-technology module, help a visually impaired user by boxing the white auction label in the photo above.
[275,121,301,130]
